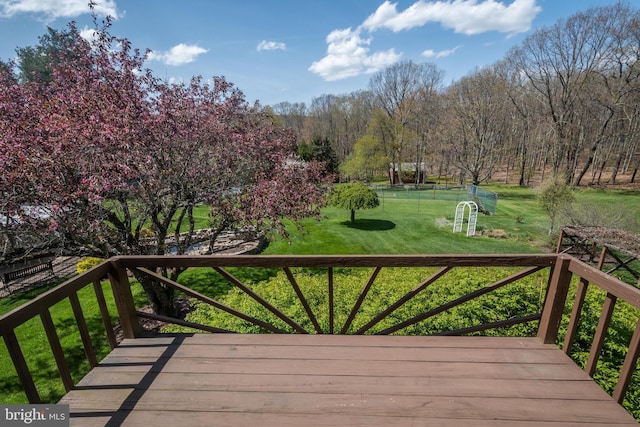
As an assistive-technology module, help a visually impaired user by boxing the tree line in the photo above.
[272,1,640,187]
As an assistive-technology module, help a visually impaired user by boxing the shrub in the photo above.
[329,182,379,223]
[168,266,546,336]
[537,178,575,235]
[76,257,105,274]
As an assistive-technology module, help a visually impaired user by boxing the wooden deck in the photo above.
[59,333,638,426]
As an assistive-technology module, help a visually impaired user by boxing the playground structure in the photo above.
[453,201,478,237]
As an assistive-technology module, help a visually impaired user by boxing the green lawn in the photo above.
[264,186,547,255]
[264,184,640,255]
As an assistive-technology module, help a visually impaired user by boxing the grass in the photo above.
[104,202,212,234]
[1,183,639,404]
[172,204,211,232]
[264,186,551,255]
[262,184,640,255]
[176,267,279,297]
[263,203,542,254]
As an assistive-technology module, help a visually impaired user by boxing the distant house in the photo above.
[389,162,426,185]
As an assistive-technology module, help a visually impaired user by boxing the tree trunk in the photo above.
[609,154,623,185]
[573,154,593,187]
[350,209,356,224]
[518,135,528,186]
[596,161,606,185]
[573,132,602,186]
[471,171,480,187]
[135,271,177,318]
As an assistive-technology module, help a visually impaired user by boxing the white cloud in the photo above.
[363,0,541,35]
[148,43,208,66]
[257,40,286,51]
[422,45,462,59]
[0,0,118,20]
[308,27,401,81]
[79,26,97,43]
[310,0,540,81]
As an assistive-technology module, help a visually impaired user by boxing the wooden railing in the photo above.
[0,261,117,404]
[1,254,640,407]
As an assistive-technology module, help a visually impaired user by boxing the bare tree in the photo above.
[271,101,307,141]
[444,67,511,186]
[368,60,444,179]
[510,5,619,183]
[570,3,640,185]
[303,92,372,166]
[407,78,443,185]
[498,59,546,186]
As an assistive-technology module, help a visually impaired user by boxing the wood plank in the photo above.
[587,292,617,376]
[568,257,640,310]
[118,334,556,348]
[107,264,141,339]
[3,330,40,403]
[61,390,635,424]
[93,280,117,350]
[40,308,74,392]
[159,344,574,364]
[74,371,605,400]
[78,363,156,374]
[97,411,638,427]
[108,342,574,364]
[563,277,589,353]
[65,416,112,427]
[538,256,573,343]
[94,356,589,380]
[0,263,111,330]
[615,317,640,402]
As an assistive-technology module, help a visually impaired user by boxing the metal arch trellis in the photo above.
[453,201,478,237]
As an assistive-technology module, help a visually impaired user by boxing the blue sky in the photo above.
[0,0,627,107]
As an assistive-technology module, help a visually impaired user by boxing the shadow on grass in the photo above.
[341,219,396,231]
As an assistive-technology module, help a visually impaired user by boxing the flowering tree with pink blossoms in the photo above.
[0,19,330,316]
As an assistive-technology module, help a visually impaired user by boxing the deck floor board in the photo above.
[59,334,638,426]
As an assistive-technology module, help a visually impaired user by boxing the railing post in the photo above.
[538,255,573,344]
[555,228,565,253]
[108,259,141,339]
[3,331,40,403]
[586,293,617,376]
[614,317,640,403]
[328,267,334,334]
